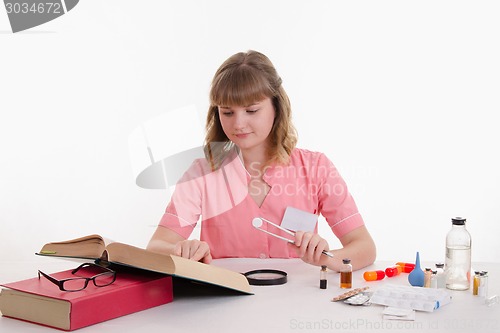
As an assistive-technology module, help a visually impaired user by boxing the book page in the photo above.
[170,255,252,294]
[37,234,106,260]
[105,243,252,294]
[0,289,71,330]
[104,242,176,274]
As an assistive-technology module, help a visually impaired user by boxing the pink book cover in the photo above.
[1,266,173,330]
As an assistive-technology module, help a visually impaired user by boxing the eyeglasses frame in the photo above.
[38,262,116,292]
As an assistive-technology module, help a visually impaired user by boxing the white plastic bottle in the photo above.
[445,217,472,290]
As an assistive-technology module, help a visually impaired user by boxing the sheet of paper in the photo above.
[281,206,318,232]
[383,307,416,321]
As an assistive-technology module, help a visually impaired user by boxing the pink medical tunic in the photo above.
[158,148,364,259]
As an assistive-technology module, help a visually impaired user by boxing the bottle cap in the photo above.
[452,217,466,225]
[342,259,351,264]
[435,263,444,268]
[321,265,327,270]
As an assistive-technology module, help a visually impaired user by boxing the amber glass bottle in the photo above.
[340,259,352,289]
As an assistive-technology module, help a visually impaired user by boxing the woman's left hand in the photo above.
[293,231,331,266]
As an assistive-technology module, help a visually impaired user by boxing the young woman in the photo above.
[147,50,376,271]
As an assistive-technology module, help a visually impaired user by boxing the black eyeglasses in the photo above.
[38,262,116,292]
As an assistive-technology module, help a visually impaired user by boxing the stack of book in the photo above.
[0,234,252,331]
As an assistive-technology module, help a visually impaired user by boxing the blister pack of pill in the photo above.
[331,287,370,302]
[369,284,451,312]
[344,292,372,306]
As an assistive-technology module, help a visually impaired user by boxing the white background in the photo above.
[1,0,499,272]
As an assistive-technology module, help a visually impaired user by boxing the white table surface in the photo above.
[1,258,499,333]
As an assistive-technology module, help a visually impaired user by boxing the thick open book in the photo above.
[36,234,252,295]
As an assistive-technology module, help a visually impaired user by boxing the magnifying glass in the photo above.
[243,269,288,286]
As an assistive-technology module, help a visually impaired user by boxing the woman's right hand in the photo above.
[174,239,213,264]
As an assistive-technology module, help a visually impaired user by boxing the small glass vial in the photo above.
[478,271,488,298]
[430,270,438,288]
[473,271,480,296]
[424,268,432,288]
[320,265,327,289]
[340,259,352,289]
[435,263,446,288]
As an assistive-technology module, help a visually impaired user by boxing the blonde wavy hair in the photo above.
[205,50,298,170]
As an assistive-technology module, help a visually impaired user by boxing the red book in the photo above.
[0,267,173,331]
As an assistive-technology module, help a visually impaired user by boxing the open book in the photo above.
[36,234,252,295]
